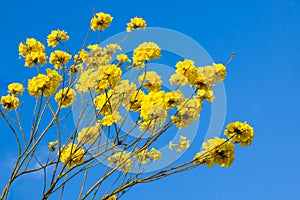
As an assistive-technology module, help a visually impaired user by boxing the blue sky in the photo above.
[0,0,299,199]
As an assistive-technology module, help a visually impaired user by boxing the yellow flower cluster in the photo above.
[0,95,19,111]
[139,91,168,133]
[48,140,58,152]
[47,29,70,48]
[135,148,162,164]
[138,71,162,92]
[55,88,76,108]
[194,137,234,168]
[132,42,161,68]
[100,111,123,126]
[77,125,100,144]
[59,143,85,168]
[126,17,146,32]
[224,121,254,146]
[74,49,89,64]
[127,90,145,112]
[49,50,72,69]
[27,68,62,97]
[19,38,47,67]
[84,43,121,69]
[171,98,202,128]
[106,195,117,200]
[169,136,190,152]
[8,83,24,96]
[117,54,131,64]
[1,83,24,111]
[93,81,137,127]
[97,65,122,93]
[172,60,227,103]
[108,151,133,172]
[90,12,113,31]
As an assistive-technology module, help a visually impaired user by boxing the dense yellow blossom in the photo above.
[27,68,62,97]
[139,91,168,133]
[84,44,120,69]
[49,50,72,69]
[126,17,146,32]
[175,59,198,84]
[0,95,19,111]
[59,143,85,168]
[8,83,24,96]
[55,88,76,108]
[138,71,162,92]
[171,98,202,128]
[127,90,145,112]
[108,151,133,172]
[135,148,161,164]
[77,125,100,144]
[74,49,89,64]
[77,65,122,93]
[100,111,123,126]
[18,38,45,57]
[201,63,227,87]
[132,42,161,68]
[169,73,189,86]
[148,148,162,161]
[19,38,47,67]
[169,136,190,152]
[194,137,234,168]
[90,12,113,31]
[164,90,184,110]
[224,121,254,146]
[48,140,58,152]
[24,52,47,67]
[117,54,131,63]
[47,29,70,48]
[106,195,117,200]
[95,65,122,93]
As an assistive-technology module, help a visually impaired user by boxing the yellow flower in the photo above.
[24,52,48,67]
[0,95,19,111]
[77,126,100,144]
[169,136,190,152]
[175,59,198,84]
[107,195,117,200]
[48,140,58,152]
[27,69,62,97]
[55,88,76,108]
[138,71,162,92]
[74,49,89,63]
[132,42,161,68]
[90,12,113,31]
[171,98,202,128]
[108,151,133,172]
[169,73,188,86]
[135,149,149,164]
[18,38,45,57]
[194,137,235,168]
[224,121,254,146]
[117,54,131,63]
[87,44,99,51]
[100,111,123,126]
[127,90,145,112]
[49,50,72,69]
[148,148,162,161]
[95,64,122,93]
[8,83,24,96]
[59,143,85,168]
[47,29,70,48]
[126,17,146,32]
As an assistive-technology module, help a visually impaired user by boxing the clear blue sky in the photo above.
[0,0,299,199]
